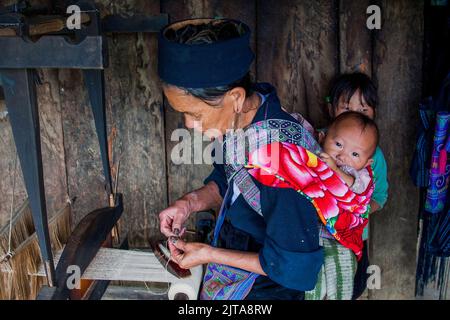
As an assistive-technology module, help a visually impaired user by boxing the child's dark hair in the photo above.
[330,111,379,155]
[328,72,378,117]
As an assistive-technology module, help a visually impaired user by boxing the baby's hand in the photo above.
[319,152,337,171]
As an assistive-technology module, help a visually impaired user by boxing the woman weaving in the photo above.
[157,18,371,300]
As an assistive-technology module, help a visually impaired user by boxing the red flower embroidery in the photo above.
[247,142,373,260]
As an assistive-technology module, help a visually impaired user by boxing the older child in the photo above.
[306,72,388,300]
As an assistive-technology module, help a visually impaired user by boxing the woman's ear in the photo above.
[228,87,246,113]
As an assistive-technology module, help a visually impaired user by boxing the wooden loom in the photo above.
[34,196,202,300]
[0,2,202,300]
[0,198,202,300]
[35,245,203,300]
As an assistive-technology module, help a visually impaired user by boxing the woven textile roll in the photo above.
[168,265,203,300]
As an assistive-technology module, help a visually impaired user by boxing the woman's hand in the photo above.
[158,198,192,237]
[168,238,211,269]
[169,237,267,275]
[158,182,223,238]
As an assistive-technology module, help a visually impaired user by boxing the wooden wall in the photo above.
[0,0,424,299]
[371,0,423,299]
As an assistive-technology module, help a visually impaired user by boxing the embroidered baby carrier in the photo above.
[200,118,373,300]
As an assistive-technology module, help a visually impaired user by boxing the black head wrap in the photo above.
[158,18,254,88]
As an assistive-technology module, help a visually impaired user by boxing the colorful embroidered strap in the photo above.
[200,263,259,300]
[223,118,322,180]
[201,185,259,300]
[222,119,321,217]
[212,187,232,247]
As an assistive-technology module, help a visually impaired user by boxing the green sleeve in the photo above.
[370,146,389,209]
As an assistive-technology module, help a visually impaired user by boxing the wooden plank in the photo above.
[83,236,129,300]
[59,0,167,246]
[101,0,168,246]
[339,0,373,75]
[370,0,424,300]
[102,285,168,300]
[0,2,69,226]
[160,1,256,229]
[35,70,70,218]
[0,68,68,229]
[0,14,91,37]
[257,0,338,128]
[58,68,108,226]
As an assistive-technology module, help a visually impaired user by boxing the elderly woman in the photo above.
[157,18,324,300]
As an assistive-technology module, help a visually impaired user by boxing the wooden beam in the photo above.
[370,0,424,299]
[0,14,91,37]
[59,0,168,246]
[339,0,373,75]
[257,0,339,128]
[102,285,167,300]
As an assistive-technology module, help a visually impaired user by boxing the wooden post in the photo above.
[59,0,167,246]
[339,0,373,75]
[257,0,339,128]
[370,0,424,299]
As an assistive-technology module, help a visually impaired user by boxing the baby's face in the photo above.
[323,123,375,171]
[334,90,375,119]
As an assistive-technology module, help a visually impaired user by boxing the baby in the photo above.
[319,111,379,194]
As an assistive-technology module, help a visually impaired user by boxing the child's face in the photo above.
[323,122,375,171]
[333,89,375,119]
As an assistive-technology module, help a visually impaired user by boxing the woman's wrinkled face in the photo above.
[163,85,235,138]
[333,89,375,120]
